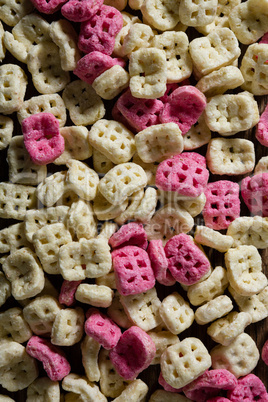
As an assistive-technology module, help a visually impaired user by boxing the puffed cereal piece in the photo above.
[62,373,107,401]
[37,171,68,207]
[225,245,267,296]
[0,64,27,115]
[0,307,32,343]
[227,373,268,402]
[89,119,136,164]
[61,0,103,21]
[66,160,99,202]
[227,216,268,249]
[75,284,113,308]
[183,114,211,151]
[114,190,144,225]
[98,222,118,240]
[54,126,92,165]
[93,191,128,221]
[0,396,15,402]
[187,266,228,307]
[149,390,191,402]
[59,280,81,307]
[134,187,158,224]
[241,173,268,216]
[189,28,240,77]
[85,308,121,349]
[0,271,11,307]
[92,65,129,100]
[159,292,194,335]
[207,311,252,346]
[23,295,61,336]
[240,43,268,96]
[179,193,206,218]
[27,377,60,402]
[30,0,67,13]
[121,23,153,56]
[92,148,115,174]
[62,80,105,126]
[67,200,97,240]
[113,379,149,401]
[179,0,217,27]
[211,333,259,377]
[195,226,233,253]
[0,116,13,150]
[107,290,133,329]
[141,0,180,31]
[0,0,34,26]
[129,47,167,99]
[132,153,158,185]
[147,239,175,286]
[0,222,32,254]
[148,329,179,365]
[113,12,141,57]
[161,337,212,389]
[109,221,147,249]
[81,335,101,383]
[195,295,233,325]
[206,137,255,175]
[2,248,45,300]
[51,307,84,346]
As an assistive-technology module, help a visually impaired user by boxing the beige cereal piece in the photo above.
[81,335,101,383]
[206,137,255,175]
[227,216,268,249]
[0,64,27,115]
[18,275,59,308]
[0,272,11,308]
[93,65,129,100]
[161,337,211,389]
[134,187,158,224]
[195,225,233,252]
[129,48,167,99]
[148,329,179,365]
[0,0,34,26]
[62,374,107,402]
[67,200,97,240]
[0,21,5,62]
[0,222,32,254]
[104,0,127,10]
[141,0,180,31]
[93,191,128,221]
[179,193,206,218]
[98,221,119,240]
[121,23,154,56]
[75,284,113,308]
[149,390,191,402]
[0,307,32,343]
[0,182,37,220]
[196,66,244,97]
[27,377,60,402]
[229,285,268,323]
[240,43,268,96]
[92,148,115,175]
[36,171,68,207]
[115,189,144,225]
[62,80,105,126]
[66,160,99,202]
[107,290,133,329]
[179,0,217,27]
[255,156,268,174]
[160,292,194,335]
[51,307,84,346]
[132,153,158,186]
[3,31,27,63]
[183,114,211,151]
[55,189,80,208]
[195,295,233,325]
[113,13,141,58]
[0,115,13,150]
[54,126,92,165]
[89,119,136,165]
[211,332,259,377]
[113,379,148,402]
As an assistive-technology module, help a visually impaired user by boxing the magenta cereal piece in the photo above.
[112,100,135,132]
[259,32,268,44]
[158,372,183,393]
[109,326,156,380]
[61,0,103,22]
[227,374,268,402]
[22,113,64,165]
[159,86,207,135]
[26,336,71,381]
[109,222,148,250]
[59,280,82,306]
[159,81,190,103]
[116,89,164,132]
[84,308,121,350]
[78,5,123,55]
[207,398,231,402]
[164,233,210,286]
[203,181,240,230]
[174,151,207,167]
[183,369,237,402]
[74,52,119,85]
[147,240,176,286]
[29,0,67,13]
[111,245,155,296]
[241,173,268,217]
[262,339,268,365]
[256,103,268,146]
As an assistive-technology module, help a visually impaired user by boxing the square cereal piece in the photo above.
[67,199,97,240]
[37,171,68,207]
[0,0,34,26]
[179,0,217,27]
[147,329,180,365]
[92,65,129,101]
[0,222,32,254]
[51,307,84,346]
[121,23,154,57]
[229,285,268,323]
[0,115,13,150]
[0,182,37,220]
[240,44,268,96]
[194,295,233,325]
[66,160,99,202]
[0,64,27,115]
[112,380,148,402]
[92,148,115,175]
[54,126,92,165]
[75,283,113,308]
[227,216,268,249]
[114,189,144,225]
[0,307,32,343]
[141,0,180,31]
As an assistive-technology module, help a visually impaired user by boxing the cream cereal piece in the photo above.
[211,332,259,377]
[19,276,59,308]
[148,329,180,365]
[62,374,107,402]
[114,189,144,225]
[0,182,37,220]
[104,0,127,10]
[196,66,244,97]
[206,137,255,175]
[0,222,32,254]
[149,390,192,402]
[141,0,180,31]
[207,311,252,346]
[66,160,99,202]
[0,115,13,150]
[113,379,148,402]
[0,307,32,343]
[98,222,119,240]
[240,43,268,95]
[183,114,211,151]
[255,156,268,174]
[0,272,11,307]
[227,216,268,249]
[54,126,92,165]
[92,148,115,175]
[67,200,97,240]
[75,284,113,308]
[161,337,212,389]
[93,65,129,100]
[132,153,158,186]
[93,191,128,221]
[195,295,233,325]
[121,23,154,56]
[0,0,34,26]
[81,335,101,383]
[51,307,84,346]
[179,193,206,218]
[0,64,27,115]
[179,0,217,27]
[37,171,68,207]
[107,290,134,329]
[195,225,233,252]
[129,47,167,99]
[3,31,28,63]
[27,377,60,402]
[113,13,141,58]
[89,119,136,164]
[134,186,158,224]
[96,271,116,289]
[229,285,268,323]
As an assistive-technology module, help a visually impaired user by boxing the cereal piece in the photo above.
[0,222,32,254]
[66,160,99,202]
[61,0,103,21]
[98,222,119,240]
[37,171,68,207]
[132,153,158,185]
[59,280,81,307]
[161,337,212,389]
[81,335,101,383]
[160,372,183,392]
[27,41,70,94]
[23,295,61,336]
[62,373,107,401]
[115,189,145,225]
[227,216,268,249]
[129,47,167,99]
[2,248,45,300]
[51,307,84,346]
[227,374,268,402]
[0,307,32,343]
[27,377,60,402]
[109,222,147,249]
[149,390,191,402]
[256,103,268,146]
[0,272,11,307]
[206,138,255,176]
[147,239,175,286]
[92,148,115,175]
[0,115,13,150]
[92,65,129,100]
[195,226,233,253]
[85,308,121,349]
[262,339,268,365]
[113,379,148,401]
[113,12,141,58]
[183,114,211,151]
[55,189,80,208]
[0,64,27,114]
[75,284,113,307]
[141,0,180,31]
[0,0,34,26]
[107,290,133,329]
[179,0,217,26]
[30,0,67,13]
[241,44,268,96]
[67,200,97,240]
[211,333,260,377]
[26,336,71,381]
[229,286,268,324]
[225,245,267,296]
[195,295,233,325]
[241,173,268,216]
[121,23,154,56]
[179,193,206,218]
[93,191,128,221]
[55,126,92,165]
[160,292,194,334]
[134,186,158,224]
[207,311,252,346]
[0,396,14,401]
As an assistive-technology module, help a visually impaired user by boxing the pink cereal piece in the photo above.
[227,374,268,402]
[203,181,240,230]
[59,280,82,306]
[173,151,207,168]
[109,326,156,380]
[262,339,268,365]
[164,233,211,286]
[155,155,209,197]
[78,5,123,55]
[26,336,71,381]
[183,369,237,402]
[260,32,268,44]
[158,372,183,393]
[256,103,268,146]
[241,173,268,217]
[22,113,64,165]
[112,99,136,132]
[159,86,207,135]
[116,89,164,132]
[147,240,176,286]
[84,308,121,350]
[30,0,67,13]
[109,222,148,250]
[207,398,231,402]
[111,245,155,296]
[159,81,190,103]
[61,0,103,22]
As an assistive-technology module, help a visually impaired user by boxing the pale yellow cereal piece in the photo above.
[0,222,32,254]
[115,189,144,225]
[93,65,129,100]
[3,31,28,63]
[120,287,162,332]
[75,284,113,308]
[37,171,68,207]
[113,17,137,58]
[179,0,217,26]
[196,66,244,97]
[92,148,115,175]
[93,191,128,221]
[161,337,212,389]
[27,377,60,402]
[104,0,127,10]
[225,245,267,296]
[132,153,158,185]
[98,221,119,240]
[129,47,167,99]
[55,126,92,165]
[148,329,180,365]
[0,0,34,26]
[62,80,105,126]
[207,311,252,346]
[66,160,99,202]
[211,332,259,377]
[113,379,148,402]
[51,307,84,346]
[240,43,268,95]
[62,374,107,402]
[0,115,13,150]
[195,295,233,325]
[134,187,158,224]
[141,0,180,31]
[229,285,268,323]
[67,200,97,241]
[187,266,228,306]
[107,290,133,329]
[227,216,268,249]
[195,225,233,252]
[179,193,206,218]
[206,137,255,175]
[121,23,154,56]
[255,156,268,174]
[160,292,194,335]
[0,307,32,343]
[81,335,101,383]
[0,64,27,115]
[17,93,67,127]
[183,114,211,151]
[89,119,136,164]
[0,271,11,307]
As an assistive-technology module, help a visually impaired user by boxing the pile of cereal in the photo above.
[0,0,268,400]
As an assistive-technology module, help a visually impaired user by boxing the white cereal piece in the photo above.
[0,271,11,308]
[225,245,268,296]
[114,189,144,225]
[240,43,268,96]
[75,284,113,308]
[183,114,211,151]
[62,374,107,402]
[161,337,211,389]
[179,193,206,218]
[66,160,99,202]
[51,307,84,346]
[206,137,255,175]
[195,225,233,252]
[255,156,268,174]
[107,290,133,329]
[147,329,180,365]
[113,379,148,402]
[196,66,244,97]
[92,65,130,100]
[55,126,92,165]
[141,0,180,31]
[159,292,194,335]
[149,390,192,402]
[187,266,229,307]
[81,335,101,383]
[27,377,60,402]
[132,153,158,186]
[129,48,167,99]
[121,23,154,56]
[0,222,32,254]
[227,216,268,249]
[0,307,32,343]
[93,191,128,221]
[0,182,37,220]
[67,200,97,240]
[92,148,115,175]
[195,295,233,325]
[120,287,162,332]
[32,222,72,275]
[0,64,27,115]
[98,221,119,240]
[207,311,252,346]
[0,115,13,150]
[229,285,268,323]
[37,171,68,207]
[179,0,217,27]
[89,119,136,165]
[211,332,259,377]
[134,187,158,224]
[0,0,34,26]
